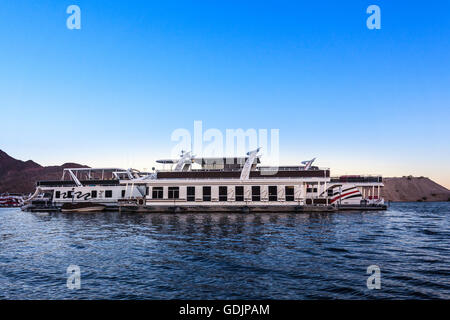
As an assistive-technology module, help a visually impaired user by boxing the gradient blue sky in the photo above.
[1,1,449,187]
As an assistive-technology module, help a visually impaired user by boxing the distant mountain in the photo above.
[382,176,450,202]
[0,150,88,193]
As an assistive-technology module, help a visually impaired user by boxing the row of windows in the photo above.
[54,185,318,200]
[150,186,297,201]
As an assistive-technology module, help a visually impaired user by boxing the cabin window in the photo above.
[285,186,294,201]
[121,190,126,198]
[219,186,227,201]
[203,186,211,201]
[187,186,195,202]
[252,186,261,201]
[91,190,97,198]
[152,187,163,199]
[168,187,179,199]
[313,188,318,193]
[307,188,312,193]
[55,191,60,199]
[145,187,149,196]
[269,186,277,201]
[105,190,113,198]
[327,189,334,197]
[235,186,244,201]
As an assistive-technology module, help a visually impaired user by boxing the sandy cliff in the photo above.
[382,176,450,202]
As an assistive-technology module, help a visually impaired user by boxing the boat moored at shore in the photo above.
[0,193,27,208]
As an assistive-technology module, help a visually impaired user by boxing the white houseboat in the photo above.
[22,151,386,213]
[22,168,146,212]
[118,151,385,213]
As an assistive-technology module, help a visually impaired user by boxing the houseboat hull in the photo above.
[61,202,106,213]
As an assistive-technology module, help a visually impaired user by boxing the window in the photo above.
[121,190,126,198]
[219,186,227,201]
[168,187,179,199]
[327,189,334,197]
[105,190,113,198]
[152,187,163,199]
[235,186,244,201]
[285,186,294,201]
[187,186,195,202]
[313,188,318,193]
[203,186,211,201]
[252,186,260,201]
[269,186,277,201]
[91,190,97,198]
[307,188,312,193]
[55,191,60,199]
[146,187,149,196]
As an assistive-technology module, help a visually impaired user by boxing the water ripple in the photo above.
[0,202,449,299]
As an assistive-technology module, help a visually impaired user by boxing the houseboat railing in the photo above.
[330,176,383,183]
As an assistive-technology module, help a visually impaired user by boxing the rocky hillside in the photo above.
[382,176,450,202]
[0,150,88,193]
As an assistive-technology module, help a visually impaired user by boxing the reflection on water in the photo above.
[0,203,449,299]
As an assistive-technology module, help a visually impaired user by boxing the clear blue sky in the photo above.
[1,1,449,187]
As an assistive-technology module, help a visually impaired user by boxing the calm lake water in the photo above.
[0,202,449,299]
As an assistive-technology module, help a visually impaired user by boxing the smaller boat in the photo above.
[0,194,25,207]
[61,202,106,213]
